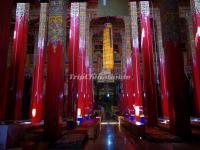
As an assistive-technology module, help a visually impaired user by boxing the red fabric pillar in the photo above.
[130,2,143,122]
[31,3,48,124]
[139,1,157,126]
[45,42,64,139]
[77,2,87,123]
[160,0,191,137]
[190,0,200,116]
[121,66,127,114]
[85,15,91,116]
[0,0,14,120]
[159,55,169,117]
[6,3,29,120]
[44,0,66,140]
[85,64,89,116]
[123,71,127,114]
[123,17,132,116]
[155,13,169,118]
[68,3,80,125]
[89,67,94,111]
[86,66,93,116]
[124,69,128,114]
[126,57,134,113]
[120,76,124,113]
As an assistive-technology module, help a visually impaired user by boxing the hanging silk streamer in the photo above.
[103,23,114,70]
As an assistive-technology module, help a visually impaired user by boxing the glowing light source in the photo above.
[77,108,81,116]
[191,118,200,123]
[77,93,79,98]
[20,121,32,125]
[32,108,36,118]
[69,29,72,39]
[135,106,140,116]
[107,93,110,98]
[103,23,114,70]
[195,26,200,45]
[13,31,16,39]
[101,122,119,125]
[162,120,168,124]
[144,93,146,97]
[107,135,112,145]
[103,0,107,6]
[141,28,145,46]
[135,121,142,126]
[160,119,169,124]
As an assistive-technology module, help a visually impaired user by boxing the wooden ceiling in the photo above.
[14,0,190,4]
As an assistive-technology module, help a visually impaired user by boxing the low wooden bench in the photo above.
[119,116,145,138]
[81,118,100,139]
[0,124,24,149]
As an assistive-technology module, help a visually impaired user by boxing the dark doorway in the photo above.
[22,75,32,120]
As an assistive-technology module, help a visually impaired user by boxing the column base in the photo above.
[77,116,83,126]
[67,118,75,130]
[84,115,89,121]
[129,115,135,121]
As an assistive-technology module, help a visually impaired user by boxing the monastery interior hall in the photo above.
[1,0,200,150]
